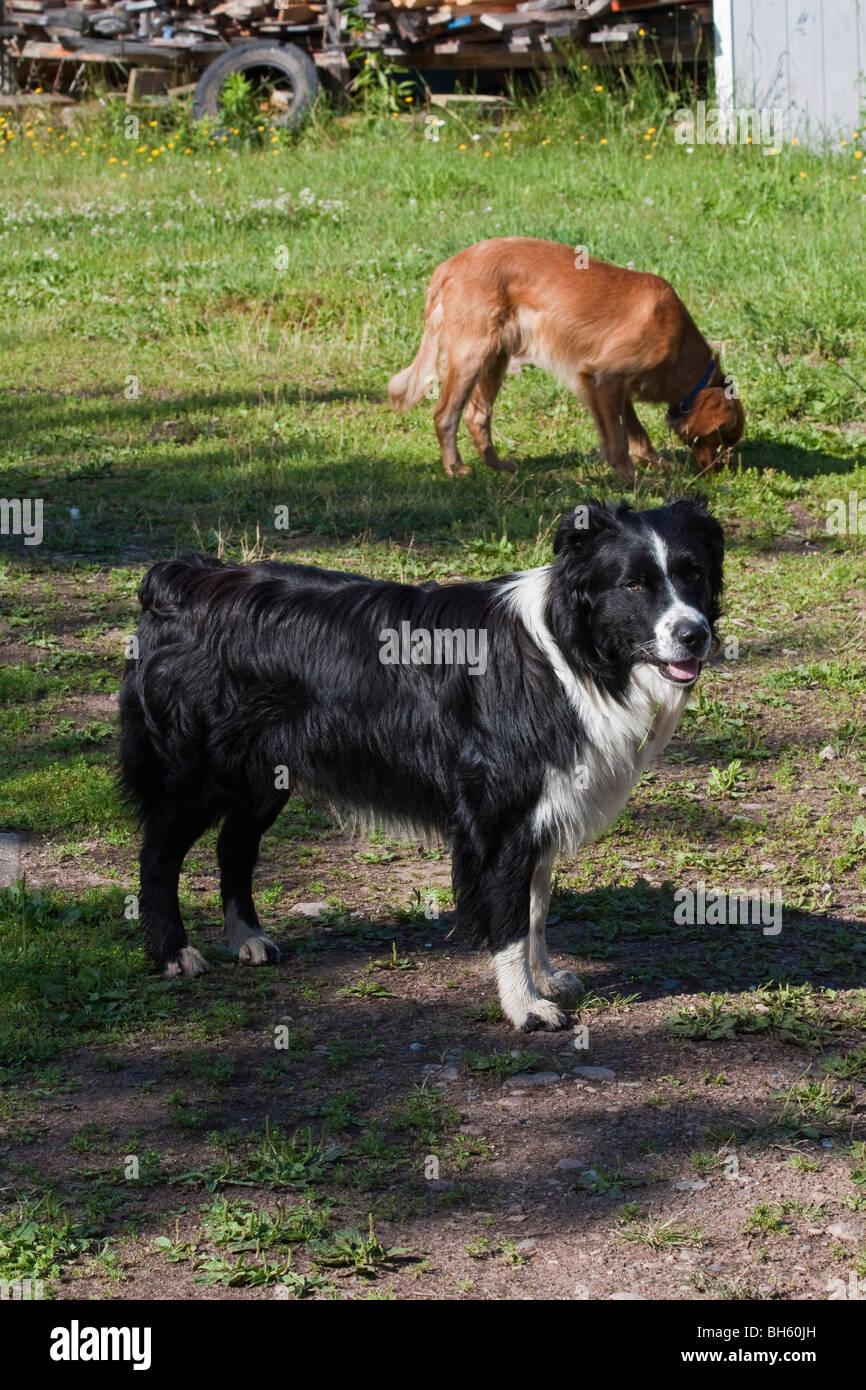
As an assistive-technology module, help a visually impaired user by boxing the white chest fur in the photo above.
[500,566,690,853]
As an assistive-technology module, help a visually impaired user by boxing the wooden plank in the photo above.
[126,65,173,101]
[480,8,578,28]
[20,37,224,62]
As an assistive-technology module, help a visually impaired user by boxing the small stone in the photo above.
[291,900,331,918]
[515,1238,537,1253]
[572,1066,616,1081]
[675,1180,709,1191]
[825,1222,860,1241]
[819,745,837,761]
[555,1158,584,1171]
[409,1042,422,1052]
[508,1071,561,1088]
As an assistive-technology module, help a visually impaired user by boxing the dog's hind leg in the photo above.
[464,353,516,474]
[140,808,218,978]
[528,850,583,1000]
[433,355,482,477]
[218,801,287,966]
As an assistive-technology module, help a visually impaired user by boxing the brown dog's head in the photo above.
[670,387,745,473]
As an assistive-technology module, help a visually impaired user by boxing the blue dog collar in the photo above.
[667,359,716,422]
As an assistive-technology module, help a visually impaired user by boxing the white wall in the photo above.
[714,0,866,144]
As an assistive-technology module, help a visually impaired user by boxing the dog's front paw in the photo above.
[518,999,570,1033]
[164,945,209,979]
[233,932,281,966]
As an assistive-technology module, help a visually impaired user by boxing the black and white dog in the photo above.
[120,499,723,1032]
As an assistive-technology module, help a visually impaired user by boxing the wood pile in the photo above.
[0,0,708,72]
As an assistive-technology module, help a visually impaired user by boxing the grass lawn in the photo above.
[0,78,865,1301]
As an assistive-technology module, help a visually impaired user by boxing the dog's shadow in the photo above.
[544,879,865,1003]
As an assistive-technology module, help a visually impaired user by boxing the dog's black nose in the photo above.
[674,618,710,652]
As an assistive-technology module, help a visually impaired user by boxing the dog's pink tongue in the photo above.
[668,659,700,681]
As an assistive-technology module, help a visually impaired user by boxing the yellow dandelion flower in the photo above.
[856,151,863,159]
[600,137,607,145]
[594,84,603,92]
[459,143,466,150]
[120,172,127,179]
[799,171,807,178]
[108,156,117,163]
[791,138,798,145]
[484,150,491,157]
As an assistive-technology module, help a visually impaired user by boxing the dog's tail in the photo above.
[388,276,444,412]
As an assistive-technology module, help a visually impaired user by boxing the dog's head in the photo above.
[670,387,745,473]
[550,498,724,691]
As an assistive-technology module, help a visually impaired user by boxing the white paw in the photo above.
[233,932,280,966]
[513,997,569,1033]
[164,945,209,979]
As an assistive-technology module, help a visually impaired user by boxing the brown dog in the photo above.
[389,237,744,481]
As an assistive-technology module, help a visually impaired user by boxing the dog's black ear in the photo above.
[667,497,725,615]
[552,500,628,558]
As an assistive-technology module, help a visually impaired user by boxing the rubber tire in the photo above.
[193,42,319,131]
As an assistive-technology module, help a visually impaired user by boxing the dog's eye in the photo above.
[625,581,643,592]
[687,567,704,583]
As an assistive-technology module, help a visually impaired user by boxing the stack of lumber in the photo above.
[0,0,706,66]
[0,0,326,51]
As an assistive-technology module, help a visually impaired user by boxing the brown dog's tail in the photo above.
[388,282,444,412]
